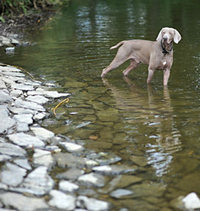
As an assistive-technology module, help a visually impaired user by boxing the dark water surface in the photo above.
[1,0,200,210]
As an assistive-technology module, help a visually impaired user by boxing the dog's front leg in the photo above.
[163,68,170,86]
[147,68,155,84]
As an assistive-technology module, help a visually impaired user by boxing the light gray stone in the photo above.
[0,142,26,157]
[0,163,26,186]
[8,133,45,148]
[59,180,79,192]
[26,95,49,104]
[110,189,133,198]
[14,114,33,125]
[10,89,23,98]
[0,192,48,211]
[27,89,70,98]
[0,106,16,134]
[14,98,45,111]
[33,112,46,121]
[77,196,110,211]
[14,158,32,170]
[1,71,25,77]
[60,142,84,152]
[16,122,29,132]
[0,79,6,89]
[0,65,21,72]
[0,36,11,46]
[78,173,105,187]
[19,166,54,196]
[31,127,54,141]
[182,192,200,210]
[49,190,76,210]
[33,149,53,168]
[0,155,11,162]
[8,106,36,114]
[11,83,34,91]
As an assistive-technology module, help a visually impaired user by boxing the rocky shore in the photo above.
[0,64,200,211]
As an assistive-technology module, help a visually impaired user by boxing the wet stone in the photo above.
[0,90,12,103]
[0,192,48,211]
[27,89,70,98]
[14,98,45,111]
[0,142,26,157]
[92,165,135,175]
[77,196,110,211]
[0,105,16,134]
[56,168,84,181]
[14,114,33,125]
[31,126,54,141]
[8,132,45,148]
[33,149,54,168]
[18,166,54,196]
[14,158,32,170]
[0,162,26,186]
[110,189,133,199]
[59,180,79,192]
[130,155,148,167]
[78,172,105,187]
[182,192,200,210]
[48,190,76,210]
[26,95,49,104]
[59,141,84,152]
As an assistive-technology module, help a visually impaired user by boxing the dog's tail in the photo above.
[110,41,124,50]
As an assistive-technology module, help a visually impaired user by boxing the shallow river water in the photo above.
[1,0,200,210]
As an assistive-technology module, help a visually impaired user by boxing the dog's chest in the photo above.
[157,55,170,69]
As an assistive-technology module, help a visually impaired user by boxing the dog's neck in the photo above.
[161,40,173,55]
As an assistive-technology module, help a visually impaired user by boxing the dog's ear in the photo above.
[173,29,182,44]
[156,28,163,41]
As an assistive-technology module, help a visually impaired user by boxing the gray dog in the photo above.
[101,27,181,86]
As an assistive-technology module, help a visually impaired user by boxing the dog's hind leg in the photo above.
[123,59,139,77]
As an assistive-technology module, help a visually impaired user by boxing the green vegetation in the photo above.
[0,0,67,17]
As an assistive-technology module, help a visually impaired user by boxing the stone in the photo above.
[11,83,34,91]
[14,114,33,124]
[14,158,32,170]
[182,192,200,210]
[0,105,15,134]
[16,122,29,132]
[0,142,26,157]
[0,90,11,103]
[11,38,20,45]
[33,112,46,121]
[78,173,105,187]
[59,180,79,192]
[77,196,110,211]
[8,133,45,148]
[26,95,49,104]
[56,168,84,181]
[49,190,76,210]
[31,127,54,141]
[14,98,45,111]
[60,142,84,152]
[2,71,25,77]
[8,106,36,114]
[18,166,54,196]
[0,36,11,46]
[92,165,135,175]
[110,189,133,199]
[0,65,21,72]
[0,78,6,89]
[5,47,15,54]
[10,89,23,98]
[33,149,54,168]
[27,89,70,98]
[0,192,48,211]
[130,155,147,167]
[0,154,11,162]
[0,163,26,186]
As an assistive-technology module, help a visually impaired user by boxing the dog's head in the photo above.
[156,27,182,44]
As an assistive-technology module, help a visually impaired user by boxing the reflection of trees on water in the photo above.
[103,77,182,177]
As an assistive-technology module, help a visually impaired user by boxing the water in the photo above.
[1,0,200,210]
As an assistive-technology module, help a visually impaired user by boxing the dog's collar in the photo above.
[161,41,173,55]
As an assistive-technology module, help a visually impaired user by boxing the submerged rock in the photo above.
[77,196,110,211]
[59,141,84,152]
[78,173,105,187]
[110,189,133,199]
[59,180,79,193]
